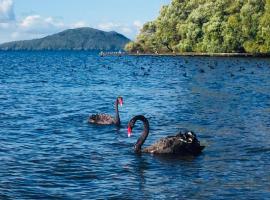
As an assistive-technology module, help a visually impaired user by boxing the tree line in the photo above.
[125,0,270,53]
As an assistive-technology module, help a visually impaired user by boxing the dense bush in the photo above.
[125,0,270,53]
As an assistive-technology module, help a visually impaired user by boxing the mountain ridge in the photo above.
[0,27,130,51]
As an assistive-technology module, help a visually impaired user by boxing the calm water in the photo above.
[0,51,270,199]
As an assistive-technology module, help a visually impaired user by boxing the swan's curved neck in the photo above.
[132,115,149,153]
[114,98,120,126]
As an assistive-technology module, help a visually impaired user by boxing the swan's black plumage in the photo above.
[88,97,123,126]
[127,115,204,155]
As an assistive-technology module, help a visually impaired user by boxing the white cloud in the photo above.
[121,27,132,34]
[19,15,65,34]
[1,17,142,43]
[0,0,143,43]
[71,21,88,28]
[97,20,143,39]
[133,20,143,30]
[20,15,41,28]
[1,16,91,42]
[0,0,15,22]
[0,14,68,43]
[97,22,118,31]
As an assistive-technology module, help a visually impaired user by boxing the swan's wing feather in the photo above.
[143,136,183,153]
[88,114,115,125]
[143,133,204,155]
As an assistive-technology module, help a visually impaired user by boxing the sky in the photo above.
[0,0,170,43]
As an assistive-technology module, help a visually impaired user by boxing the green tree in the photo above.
[257,0,270,52]
[125,0,270,54]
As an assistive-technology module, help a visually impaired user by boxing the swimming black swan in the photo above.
[88,96,123,126]
[127,115,204,155]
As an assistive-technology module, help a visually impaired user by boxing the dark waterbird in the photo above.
[127,115,205,155]
[199,68,205,73]
[88,96,123,126]
[183,72,187,77]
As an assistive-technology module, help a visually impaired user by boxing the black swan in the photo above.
[88,96,123,126]
[127,115,205,155]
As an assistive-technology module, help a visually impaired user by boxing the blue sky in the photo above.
[0,0,170,43]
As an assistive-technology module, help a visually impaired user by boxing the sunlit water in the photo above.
[0,51,270,199]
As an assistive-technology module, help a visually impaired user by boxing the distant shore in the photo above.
[130,52,270,57]
[100,51,270,58]
[0,50,269,58]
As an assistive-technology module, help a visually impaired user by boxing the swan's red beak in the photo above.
[119,99,123,107]
[128,126,132,137]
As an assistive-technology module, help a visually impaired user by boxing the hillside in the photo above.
[0,27,130,51]
[125,0,270,53]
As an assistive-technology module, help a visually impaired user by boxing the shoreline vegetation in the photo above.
[124,0,270,54]
[99,51,270,57]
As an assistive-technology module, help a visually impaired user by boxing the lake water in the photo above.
[0,51,270,199]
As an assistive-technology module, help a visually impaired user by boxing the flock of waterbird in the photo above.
[88,97,205,156]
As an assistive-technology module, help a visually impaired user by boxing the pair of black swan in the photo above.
[88,97,204,155]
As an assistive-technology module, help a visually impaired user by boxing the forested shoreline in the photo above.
[125,0,270,54]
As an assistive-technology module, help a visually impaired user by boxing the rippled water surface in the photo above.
[0,51,270,199]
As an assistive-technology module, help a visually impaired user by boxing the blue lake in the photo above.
[0,51,270,199]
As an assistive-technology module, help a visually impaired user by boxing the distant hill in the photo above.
[0,27,130,51]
